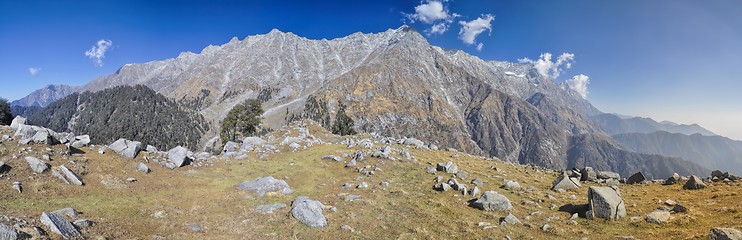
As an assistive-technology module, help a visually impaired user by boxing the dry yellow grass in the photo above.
[0,125,740,240]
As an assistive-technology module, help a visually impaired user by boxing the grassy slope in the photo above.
[0,125,740,240]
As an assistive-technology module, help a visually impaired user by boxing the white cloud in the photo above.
[85,39,113,67]
[28,67,41,76]
[518,52,575,79]
[476,43,484,51]
[458,14,494,45]
[566,74,590,99]
[407,1,449,24]
[405,1,459,35]
[428,22,448,35]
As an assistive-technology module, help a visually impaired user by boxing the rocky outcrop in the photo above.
[0,223,17,240]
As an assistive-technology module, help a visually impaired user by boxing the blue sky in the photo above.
[1,0,742,139]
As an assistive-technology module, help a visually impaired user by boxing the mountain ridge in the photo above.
[10,26,721,178]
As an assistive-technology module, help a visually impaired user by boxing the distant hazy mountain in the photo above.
[11,84,77,107]
[593,113,717,136]
[613,131,742,175]
[15,26,703,178]
[27,85,209,150]
[566,133,709,179]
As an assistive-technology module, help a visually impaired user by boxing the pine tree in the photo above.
[0,98,12,125]
[221,99,264,142]
[332,103,356,136]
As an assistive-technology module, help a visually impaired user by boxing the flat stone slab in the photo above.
[40,211,81,238]
[235,176,293,197]
[255,204,288,214]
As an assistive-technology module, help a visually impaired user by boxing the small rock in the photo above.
[471,178,484,186]
[663,173,680,185]
[645,211,671,224]
[12,182,21,193]
[340,224,355,232]
[500,213,521,225]
[672,204,688,213]
[357,182,368,189]
[664,200,676,206]
[380,181,390,187]
[52,208,79,218]
[552,172,581,191]
[436,161,458,174]
[126,177,137,182]
[189,225,203,232]
[344,194,362,201]
[455,171,468,179]
[255,203,288,213]
[73,219,93,227]
[501,180,521,190]
[138,162,151,173]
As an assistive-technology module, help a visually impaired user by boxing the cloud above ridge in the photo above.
[85,39,113,67]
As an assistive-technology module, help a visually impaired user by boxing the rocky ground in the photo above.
[0,119,741,240]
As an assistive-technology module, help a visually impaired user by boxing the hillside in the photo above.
[613,131,742,175]
[0,121,739,239]
[593,113,717,136]
[566,133,709,179]
[26,85,209,150]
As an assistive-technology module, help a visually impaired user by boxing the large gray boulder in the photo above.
[552,172,581,191]
[235,176,293,197]
[71,135,91,149]
[683,175,707,190]
[587,186,626,220]
[436,161,459,174]
[167,146,190,169]
[0,223,17,240]
[108,138,142,159]
[580,167,598,181]
[470,191,512,211]
[40,212,81,238]
[626,172,646,184]
[709,227,742,240]
[10,116,26,130]
[291,196,327,227]
[58,165,84,186]
[597,171,621,180]
[25,156,49,173]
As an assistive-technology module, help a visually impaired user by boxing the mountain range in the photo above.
[11,25,731,178]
